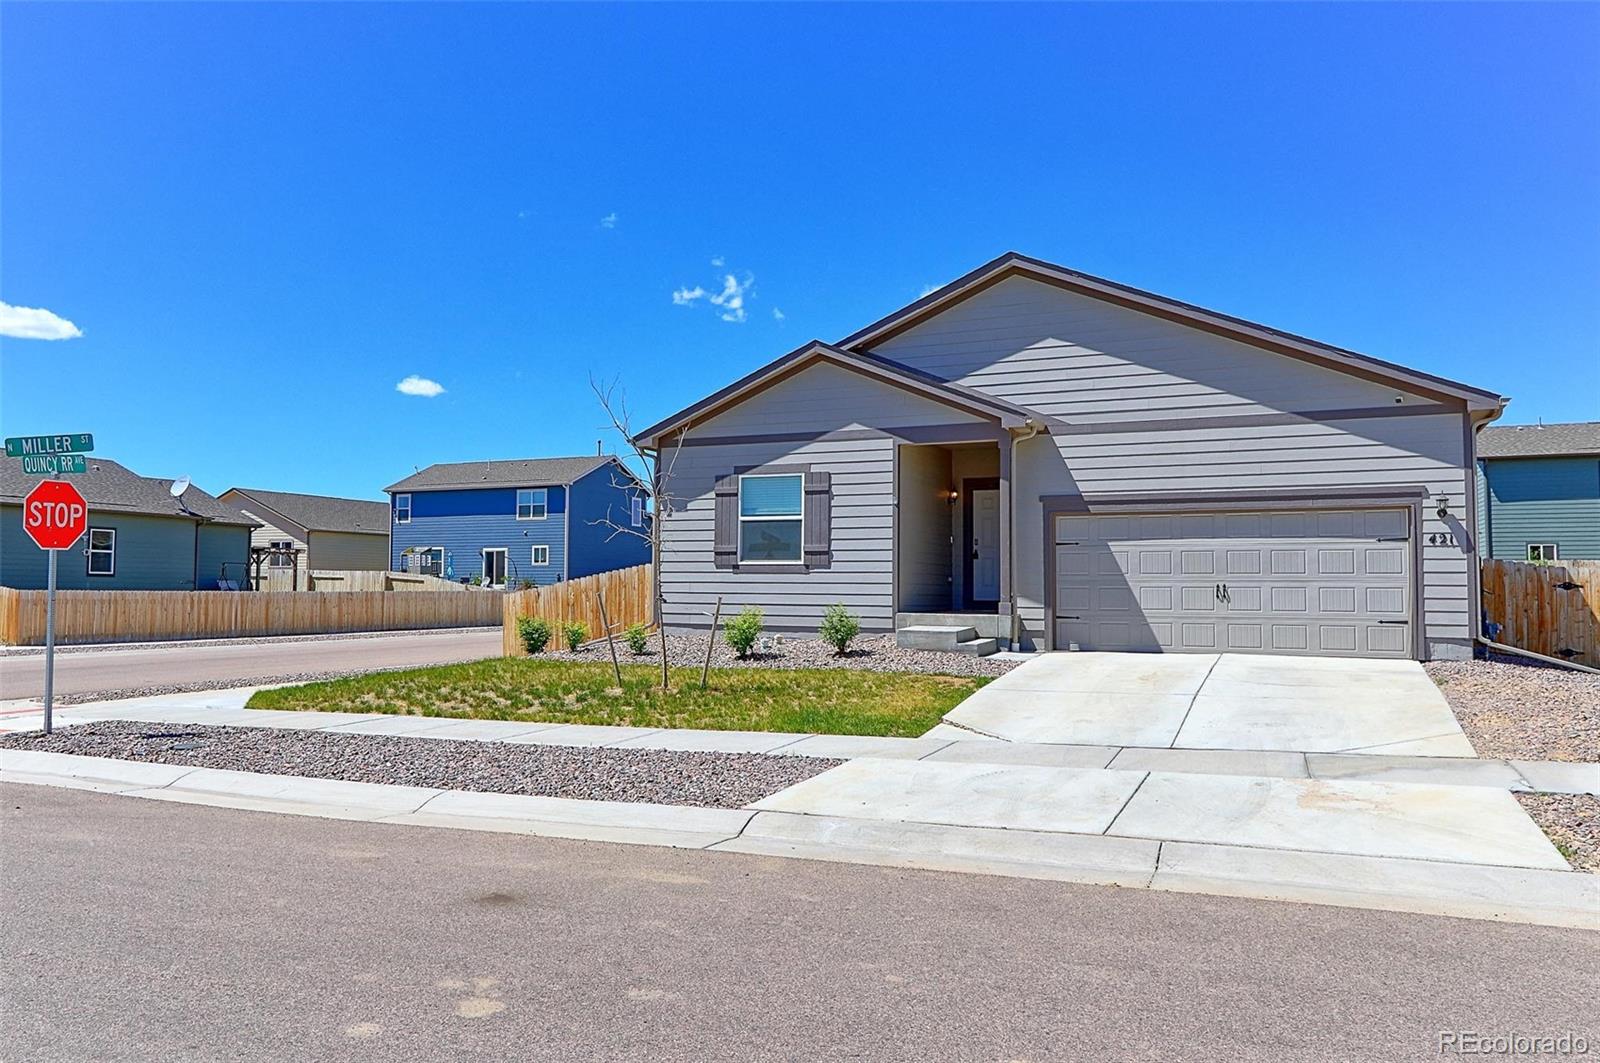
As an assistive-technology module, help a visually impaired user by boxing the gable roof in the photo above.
[385,455,621,493]
[0,459,256,527]
[222,488,390,536]
[634,340,1061,446]
[839,251,1507,414]
[1478,422,1600,460]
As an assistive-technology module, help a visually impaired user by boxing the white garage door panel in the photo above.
[1053,508,1413,659]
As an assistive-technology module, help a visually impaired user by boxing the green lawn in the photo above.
[245,659,988,737]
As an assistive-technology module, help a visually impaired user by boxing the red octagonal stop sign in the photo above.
[23,479,89,550]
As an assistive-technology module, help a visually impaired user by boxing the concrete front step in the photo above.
[895,625,997,656]
[894,612,1008,640]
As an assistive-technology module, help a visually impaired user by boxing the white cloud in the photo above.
[708,274,750,323]
[0,301,83,340]
[919,283,941,297]
[600,212,618,229]
[672,267,754,324]
[396,375,445,398]
[772,307,785,322]
[710,256,724,267]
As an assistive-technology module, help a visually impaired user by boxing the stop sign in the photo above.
[23,479,89,550]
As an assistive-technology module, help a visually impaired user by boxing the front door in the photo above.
[481,548,508,588]
[970,488,1001,603]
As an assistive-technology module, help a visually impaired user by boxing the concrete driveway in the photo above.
[942,652,1475,757]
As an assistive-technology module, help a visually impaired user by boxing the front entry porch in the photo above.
[894,440,1011,656]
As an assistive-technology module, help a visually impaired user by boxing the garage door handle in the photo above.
[1378,620,1408,625]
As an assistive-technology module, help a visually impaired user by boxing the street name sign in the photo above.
[5,433,95,458]
[19,453,87,476]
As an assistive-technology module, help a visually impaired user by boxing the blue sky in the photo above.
[3,3,1596,501]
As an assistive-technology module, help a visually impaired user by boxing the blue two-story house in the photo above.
[1477,422,1600,562]
[385,455,651,588]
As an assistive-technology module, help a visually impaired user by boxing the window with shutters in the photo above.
[738,474,804,563]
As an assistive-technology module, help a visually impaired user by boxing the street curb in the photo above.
[4,750,1596,929]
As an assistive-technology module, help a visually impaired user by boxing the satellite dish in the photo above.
[170,476,191,498]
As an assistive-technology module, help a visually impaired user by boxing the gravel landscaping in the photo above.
[1516,794,1600,874]
[1425,653,1600,763]
[0,720,840,809]
[554,632,1023,678]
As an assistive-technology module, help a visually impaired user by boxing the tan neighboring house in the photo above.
[218,487,391,577]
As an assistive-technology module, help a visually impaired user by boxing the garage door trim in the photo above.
[1040,488,1427,659]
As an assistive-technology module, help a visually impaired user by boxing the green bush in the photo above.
[724,607,764,658]
[625,623,651,655]
[818,604,861,656]
[562,620,589,652]
[517,616,552,654]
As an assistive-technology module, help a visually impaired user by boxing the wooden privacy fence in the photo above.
[0,587,506,646]
[257,569,468,593]
[501,564,653,656]
[1481,559,1600,667]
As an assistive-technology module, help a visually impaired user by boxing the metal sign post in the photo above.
[43,549,58,734]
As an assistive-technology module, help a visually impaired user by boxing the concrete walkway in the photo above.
[943,652,1476,756]
[1,687,1594,794]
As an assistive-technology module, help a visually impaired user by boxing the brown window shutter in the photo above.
[713,474,739,569]
[803,471,832,570]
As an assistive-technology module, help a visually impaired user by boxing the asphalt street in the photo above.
[3,783,1596,1062]
[0,628,503,700]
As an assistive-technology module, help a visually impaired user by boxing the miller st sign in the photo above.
[6,433,95,458]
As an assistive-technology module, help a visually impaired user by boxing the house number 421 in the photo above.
[1427,532,1458,547]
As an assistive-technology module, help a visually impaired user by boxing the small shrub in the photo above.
[562,620,588,652]
[818,604,861,656]
[724,607,764,658]
[517,616,552,654]
[625,623,651,655]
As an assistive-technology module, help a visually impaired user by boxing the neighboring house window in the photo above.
[1527,543,1559,562]
[531,544,550,566]
[395,494,411,524]
[630,495,644,528]
[517,488,547,520]
[86,528,116,576]
[416,547,444,576]
[269,540,294,568]
[738,473,804,563]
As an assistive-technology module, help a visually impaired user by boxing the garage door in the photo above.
[1052,508,1413,659]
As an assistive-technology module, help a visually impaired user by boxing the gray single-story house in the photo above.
[636,252,1508,661]
[1,459,256,590]
[1475,422,1600,562]
[219,487,391,574]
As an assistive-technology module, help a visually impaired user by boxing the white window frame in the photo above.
[268,540,295,568]
[415,546,444,577]
[737,473,805,564]
[394,494,412,524]
[516,488,548,521]
[531,544,550,566]
[87,527,116,577]
[1527,543,1559,562]
[481,547,508,588]
[630,495,644,528]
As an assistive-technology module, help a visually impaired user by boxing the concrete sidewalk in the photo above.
[4,747,1595,930]
[3,687,1593,794]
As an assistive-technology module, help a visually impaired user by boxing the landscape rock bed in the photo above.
[1425,654,1600,763]
[1516,794,1600,874]
[553,632,1023,679]
[0,720,841,809]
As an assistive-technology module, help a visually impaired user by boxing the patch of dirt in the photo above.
[1516,794,1600,873]
[1425,654,1599,763]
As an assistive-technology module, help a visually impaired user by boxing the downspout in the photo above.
[1006,419,1044,651]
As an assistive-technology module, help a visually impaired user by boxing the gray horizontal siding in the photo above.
[688,359,986,435]
[660,433,896,633]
